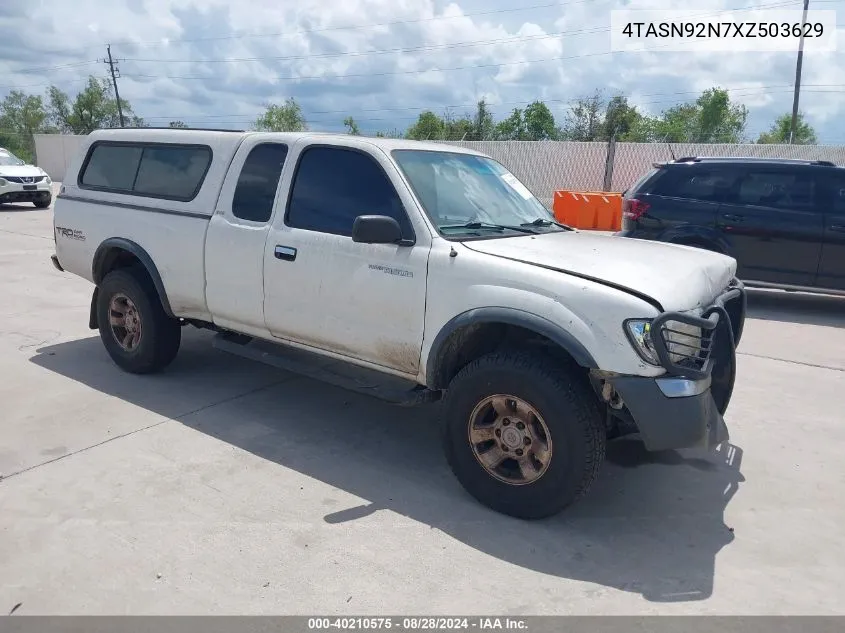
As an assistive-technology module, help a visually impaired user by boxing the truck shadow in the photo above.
[30,330,744,603]
[746,288,845,328]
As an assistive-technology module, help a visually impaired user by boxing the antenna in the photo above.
[667,142,677,162]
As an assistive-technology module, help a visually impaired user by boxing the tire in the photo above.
[97,267,181,374]
[441,351,606,520]
[33,196,51,209]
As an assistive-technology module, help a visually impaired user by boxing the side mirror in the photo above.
[352,215,403,244]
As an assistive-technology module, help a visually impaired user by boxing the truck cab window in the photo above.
[286,146,412,238]
[232,143,289,223]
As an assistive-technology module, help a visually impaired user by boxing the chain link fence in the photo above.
[435,140,609,208]
[440,140,845,209]
[34,134,845,209]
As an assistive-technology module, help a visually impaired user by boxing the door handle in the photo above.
[721,213,745,223]
[831,225,845,233]
[274,245,297,261]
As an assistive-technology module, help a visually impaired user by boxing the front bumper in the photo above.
[609,374,728,451]
[0,180,52,203]
[609,280,746,451]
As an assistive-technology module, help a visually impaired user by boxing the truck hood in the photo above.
[461,231,737,312]
[0,165,45,178]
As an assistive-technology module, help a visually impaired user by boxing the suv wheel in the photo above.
[97,267,181,374]
[441,351,606,519]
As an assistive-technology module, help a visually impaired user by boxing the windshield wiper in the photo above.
[520,218,574,231]
[440,221,537,234]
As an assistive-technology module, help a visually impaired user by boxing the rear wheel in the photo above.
[441,351,606,520]
[97,267,181,374]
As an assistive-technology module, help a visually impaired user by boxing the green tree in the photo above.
[343,116,360,135]
[651,88,747,143]
[757,112,817,145]
[254,98,307,132]
[375,128,403,138]
[602,95,642,141]
[405,110,445,140]
[560,90,605,141]
[523,101,557,140]
[0,91,51,162]
[495,108,525,140]
[695,88,748,142]
[443,110,474,140]
[467,99,495,141]
[47,76,142,134]
[168,120,188,128]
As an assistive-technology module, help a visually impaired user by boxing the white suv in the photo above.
[0,148,53,208]
[50,129,747,519]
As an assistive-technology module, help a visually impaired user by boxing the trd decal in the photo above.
[55,226,86,241]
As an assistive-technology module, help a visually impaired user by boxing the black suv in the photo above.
[617,157,845,294]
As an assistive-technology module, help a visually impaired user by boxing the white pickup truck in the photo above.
[51,128,747,519]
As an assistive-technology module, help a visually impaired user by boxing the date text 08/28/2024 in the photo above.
[307,617,528,631]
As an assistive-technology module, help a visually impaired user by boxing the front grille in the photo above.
[3,176,45,183]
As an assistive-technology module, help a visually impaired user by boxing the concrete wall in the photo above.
[33,133,845,204]
[33,134,88,182]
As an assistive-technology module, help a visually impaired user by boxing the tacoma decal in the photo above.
[368,263,413,278]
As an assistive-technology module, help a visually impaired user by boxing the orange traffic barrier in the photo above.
[553,190,622,231]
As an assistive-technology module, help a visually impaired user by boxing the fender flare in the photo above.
[92,237,174,317]
[425,307,598,389]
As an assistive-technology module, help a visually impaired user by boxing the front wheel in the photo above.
[33,196,51,209]
[97,267,181,374]
[441,351,606,519]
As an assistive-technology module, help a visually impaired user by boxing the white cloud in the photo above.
[1,0,844,140]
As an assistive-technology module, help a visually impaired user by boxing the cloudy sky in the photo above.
[2,0,845,141]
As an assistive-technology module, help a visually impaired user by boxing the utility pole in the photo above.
[789,0,810,144]
[104,45,125,128]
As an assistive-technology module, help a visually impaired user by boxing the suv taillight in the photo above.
[623,198,650,221]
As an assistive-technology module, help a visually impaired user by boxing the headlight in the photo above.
[664,322,703,364]
[45,175,52,184]
[624,319,659,365]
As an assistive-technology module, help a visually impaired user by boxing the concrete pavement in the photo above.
[0,193,843,614]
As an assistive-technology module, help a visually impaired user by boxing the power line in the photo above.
[27,1,579,57]
[117,1,577,48]
[0,0,828,92]
[142,87,845,128]
[2,60,100,75]
[125,0,833,49]
[140,84,838,120]
[0,77,97,91]
[122,28,606,65]
[117,0,810,66]
[11,0,821,61]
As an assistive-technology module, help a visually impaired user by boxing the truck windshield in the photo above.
[392,150,558,237]
[0,151,25,166]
